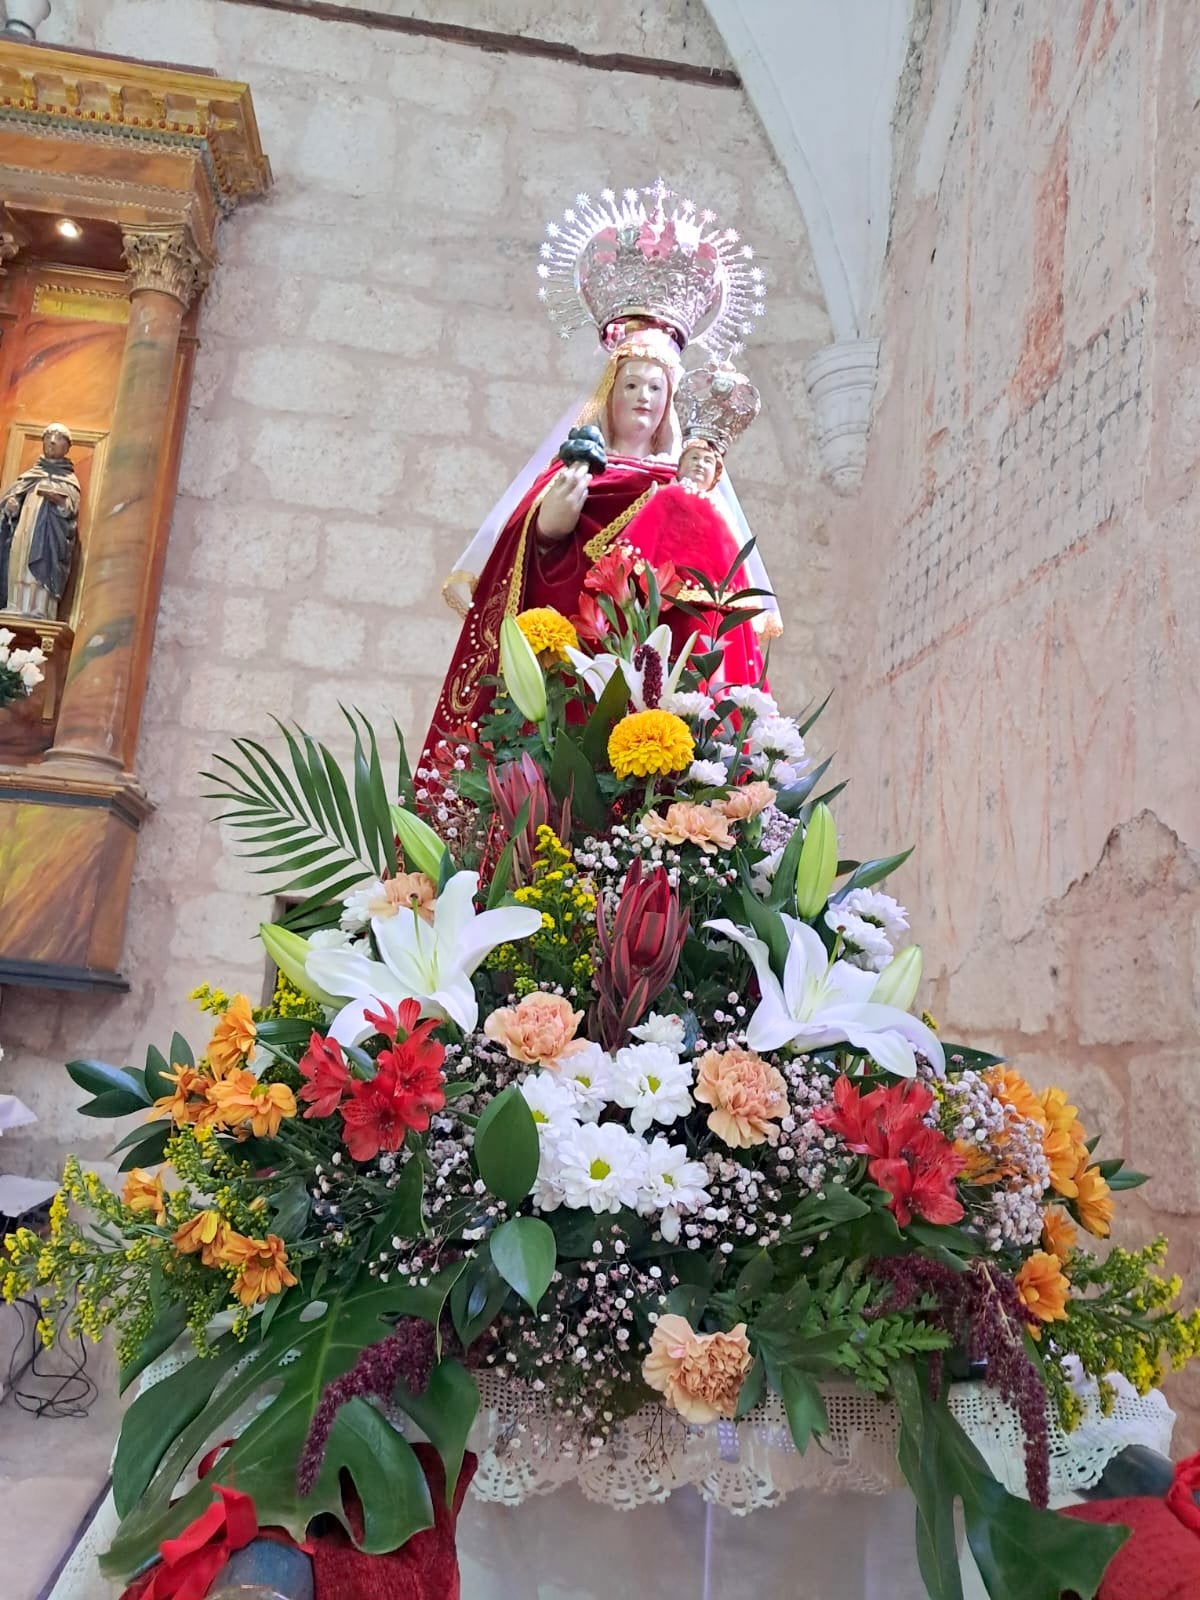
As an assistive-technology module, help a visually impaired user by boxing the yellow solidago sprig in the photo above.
[1042,1236,1200,1430]
[485,825,597,999]
[516,606,579,664]
[608,708,695,780]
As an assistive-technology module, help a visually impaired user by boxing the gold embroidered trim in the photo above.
[582,483,658,561]
[505,486,551,619]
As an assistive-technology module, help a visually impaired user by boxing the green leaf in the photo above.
[664,1281,709,1324]
[486,797,531,909]
[116,1124,171,1173]
[473,1085,539,1210]
[1105,1167,1149,1191]
[450,1257,510,1348]
[548,731,609,831]
[102,1271,457,1578]
[733,1353,765,1419]
[168,1032,194,1071]
[772,1363,828,1453]
[143,1045,175,1102]
[734,1248,775,1303]
[270,1183,312,1242]
[489,1216,556,1309]
[830,847,913,900]
[798,689,833,738]
[118,1303,189,1395]
[905,1220,984,1270]
[304,1397,433,1553]
[580,666,631,765]
[66,1059,151,1116]
[393,1358,479,1504]
[113,1340,241,1515]
[894,1362,964,1600]
[368,1157,426,1254]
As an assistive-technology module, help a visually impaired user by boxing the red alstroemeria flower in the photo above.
[584,545,637,605]
[814,1076,933,1161]
[572,591,614,646]
[638,556,679,607]
[869,1127,966,1229]
[340,1005,446,1162]
[297,1032,350,1120]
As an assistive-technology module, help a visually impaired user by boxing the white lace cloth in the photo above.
[47,1368,1174,1599]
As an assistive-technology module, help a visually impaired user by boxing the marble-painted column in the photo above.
[43,224,208,780]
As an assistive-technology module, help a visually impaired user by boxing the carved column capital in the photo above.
[121,225,210,307]
[803,338,881,494]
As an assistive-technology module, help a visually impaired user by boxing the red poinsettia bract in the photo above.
[814,1076,965,1229]
[335,999,447,1163]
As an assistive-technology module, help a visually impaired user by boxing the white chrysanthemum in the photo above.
[557,1041,612,1123]
[530,1138,568,1212]
[519,1071,581,1137]
[769,759,805,786]
[308,927,355,951]
[608,1042,694,1134]
[724,685,778,719]
[659,690,715,722]
[747,714,808,765]
[637,1137,711,1242]
[339,879,386,933]
[629,1012,687,1049]
[556,1121,646,1213]
[750,846,785,899]
[824,909,893,972]
[838,888,910,942]
[685,758,728,787]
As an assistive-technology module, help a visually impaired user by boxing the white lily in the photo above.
[307,870,542,1042]
[704,914,944,1078]
[564,623,698,709]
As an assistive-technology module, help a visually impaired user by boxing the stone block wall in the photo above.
[0,0,831,1172]
[827,0,1200,1442]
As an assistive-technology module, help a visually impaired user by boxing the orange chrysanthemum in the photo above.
[223,1233,298,1307]
[151,1063,221,1128]
[1039,1086,1087,1199]
[1073,1160,1114,1238]
[1041,1207,1079,1262]
[984,1066,1046,1128]
[608,709,695,780]
[122,1168,167,1225]
[207,1069,297,1138]
[1015,1250,1070,1337]
[172,1210,233,1269]
[207,994,257,1077]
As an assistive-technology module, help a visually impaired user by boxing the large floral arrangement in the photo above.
[5,546,1198,1600]
[0,625,45,708]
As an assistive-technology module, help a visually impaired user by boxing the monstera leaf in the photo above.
[102,1267,466,1579]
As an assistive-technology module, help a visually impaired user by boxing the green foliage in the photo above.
[473,1084,540,1210]
[489,1216,557,1309]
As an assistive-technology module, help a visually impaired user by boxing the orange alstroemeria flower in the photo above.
[1041,1207,1079,1262]
[223,1233,298,1307]
[208,1069,297,1138]
[122,1168,168,1225]
[1015,1250,1070,1338]
[207,994,258,1077]
[173,1210,233,1269]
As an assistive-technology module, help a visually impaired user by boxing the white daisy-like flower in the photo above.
[340,880,387,932]
[750,846,785,899]
[629,1012,687,1049]
[608,1042,694,1134]
[724,685,778,719]
[747,714,808,766]
[557,1041,612,1123]
[519,1071,582,1139]
[770,759,805,786]
[685,758,729,787]
[556,1121,646,1213]
[659,690,715,722]
[307,927,355,952]
[637,1137,710,1242]
[838,888,910,942]
[530,1138,568,1212]
[824,909,893,972]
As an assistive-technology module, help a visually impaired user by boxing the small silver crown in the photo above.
[536,179,766,362]
[676,363,761,454]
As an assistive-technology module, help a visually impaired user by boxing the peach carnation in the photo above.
[369,873,438,924]
[719,781,776,822]
[693,1046,787,1149]
[484,992,587,1069]
[640,802,736,855]
[642,1314,753,1423]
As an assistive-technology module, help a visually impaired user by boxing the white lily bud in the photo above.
[873,945,923,1011]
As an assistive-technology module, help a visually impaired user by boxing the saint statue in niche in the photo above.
[426,182,777,757]
[0,422,81,620]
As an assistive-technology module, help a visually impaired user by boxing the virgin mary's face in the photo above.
[608,360,669,453]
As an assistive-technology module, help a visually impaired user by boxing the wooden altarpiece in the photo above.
[0,40,270,990]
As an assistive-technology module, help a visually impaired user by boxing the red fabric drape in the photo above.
[1061,1452,1200,1599]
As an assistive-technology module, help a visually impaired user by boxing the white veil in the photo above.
[442,383,783,637]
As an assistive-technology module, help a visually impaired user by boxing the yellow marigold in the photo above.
[207,1069,297,1138]
[608,708,695,780]
[172,1210,232,1269]
[1073,1160,1114,1237]
[516,606,579,663]
[208,993,257,1077]
[1041,1206,1079,1262]
[1015,1250,1070,1337]
[985,1065,1046,1128]
[223,1233,298,1307]
[122,1168,167,1226]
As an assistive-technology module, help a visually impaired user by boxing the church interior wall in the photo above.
[827,0,1200,1442]
[0,2,835,1179]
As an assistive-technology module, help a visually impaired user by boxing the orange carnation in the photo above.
[483,992,586,1069]
[719,781,776,822]
[642,1314,753,1423]
[208,994,257,1076]
[694,1046,787,1149]
[1041,1207,1079,1262]
[1015,1250,1070,1337]
[223,1233,298,1307]
[122,1168,167,1225]
[640,802,736,855]
[207,1069,297,1138]
[1073,1160,1114,1237]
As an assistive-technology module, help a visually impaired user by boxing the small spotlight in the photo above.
[56,218,82,240]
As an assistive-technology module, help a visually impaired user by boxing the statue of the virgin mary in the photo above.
[426,181,778,750]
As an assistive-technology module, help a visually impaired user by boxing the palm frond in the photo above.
[203,711,407,931]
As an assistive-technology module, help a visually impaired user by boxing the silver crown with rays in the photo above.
[676,363,761,455]
[536,178,766,362]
